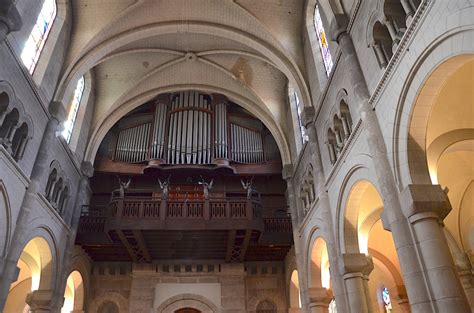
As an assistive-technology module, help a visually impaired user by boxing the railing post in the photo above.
[226,200,230,218]
[138,200,144,217]
[160,199,167,220]
[204,199,210,220]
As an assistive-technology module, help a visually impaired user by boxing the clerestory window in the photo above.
[314,5,333,76]
[21,0,57,74]
[62,76,85,143]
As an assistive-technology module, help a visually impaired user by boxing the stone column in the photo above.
[283,165,309,313]
[340,253,374,313]
[300,110,348,313]
[308,287,333,313]
[0,1,22,42]
[51,162,94,313]
[400,0,415,26]
[0,101,64,311]
[329,15,470,312]
[400,185,471,312]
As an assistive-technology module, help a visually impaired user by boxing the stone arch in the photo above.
[289,270,301,309]
[248,292,286,313]
[0,181,12,257]
[62,270,85,313]
[55,22,311,116]
[89,291,129,313]
[156,294,219,313]
[84,84,292,166]
[4,235,55,313]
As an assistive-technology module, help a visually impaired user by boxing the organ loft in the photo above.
[0,1,472,313]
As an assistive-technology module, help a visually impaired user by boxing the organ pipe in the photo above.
[113,91,266,165]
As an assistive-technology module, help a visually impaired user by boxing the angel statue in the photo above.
[116,176,131,198]
[158,175,171,200]
[198,176,214,200]
[241,177,255,199]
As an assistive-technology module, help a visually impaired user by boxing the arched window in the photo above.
[314,5,333,75]
[62,76,85,143]
[382,287,392,312]
[20,0,57,74]
[291,91,309,144]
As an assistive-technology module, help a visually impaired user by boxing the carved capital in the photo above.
[329,14,349,42]
[301,106,316,128]
[0,1,22,38]
[26,290,54,311]
[400,184,452,221]
[308,287,333,306]
[282,164,294,180]
[81,161,94,178]
[48,101,67,122]
[340,253,374,276]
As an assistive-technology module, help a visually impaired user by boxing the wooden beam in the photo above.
[225,230,236,262]
[239,230,252,262]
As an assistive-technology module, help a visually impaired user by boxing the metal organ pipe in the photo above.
[112,91,266,165]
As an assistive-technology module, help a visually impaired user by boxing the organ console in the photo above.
[111,91,267,167]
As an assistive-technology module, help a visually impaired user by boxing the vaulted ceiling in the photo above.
[54,0,313,165]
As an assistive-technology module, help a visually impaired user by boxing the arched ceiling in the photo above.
[55,0,313,165]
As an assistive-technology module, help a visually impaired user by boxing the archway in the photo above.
[176,308,201,313]
[289,270,301,310]
[408,55,474,305]
[3,237,53,313]
[309,236,336,312]
[98,301,119,313]
[61,270,84,313]
[344,181,408,312]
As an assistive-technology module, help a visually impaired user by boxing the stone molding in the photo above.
[400,184,452,221]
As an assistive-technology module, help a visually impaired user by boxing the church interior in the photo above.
[0,0,472,312]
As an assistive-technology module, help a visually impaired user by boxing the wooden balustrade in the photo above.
[78,216,106,233]
[263,218,293,233]
[78,197,276,233]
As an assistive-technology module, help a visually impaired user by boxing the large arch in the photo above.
[84,84,292,166]
[61,270,84,313]
[0,181,12,257]
[54,22,311,115]
[3,237,54,313]
[341,178,409,312]
[156,294,219,313]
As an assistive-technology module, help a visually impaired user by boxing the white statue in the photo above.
[241,177,255,199]
[117,176,131,198]
[158,175,171,200]
[199,176,214,200]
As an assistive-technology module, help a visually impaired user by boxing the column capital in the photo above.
[0,2,22,40]
[308,287,333,306]
[48,101,67,122]
[340,253,374,276]
[282,164,294,180]
[301,106,315,128]
[81,161,94,178]
[329,14,349,43]
[400,184,451,221]
[25,290,54,311]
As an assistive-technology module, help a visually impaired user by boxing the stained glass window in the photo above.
[62,76,85,143]
[382,287,393,312]
[21,0,57,74]
[314,5,333,75]
[293,91,309,144]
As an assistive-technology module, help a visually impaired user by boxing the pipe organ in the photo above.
[114,123,151,163]
[230,123,264,163]
[112,91,267,165]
